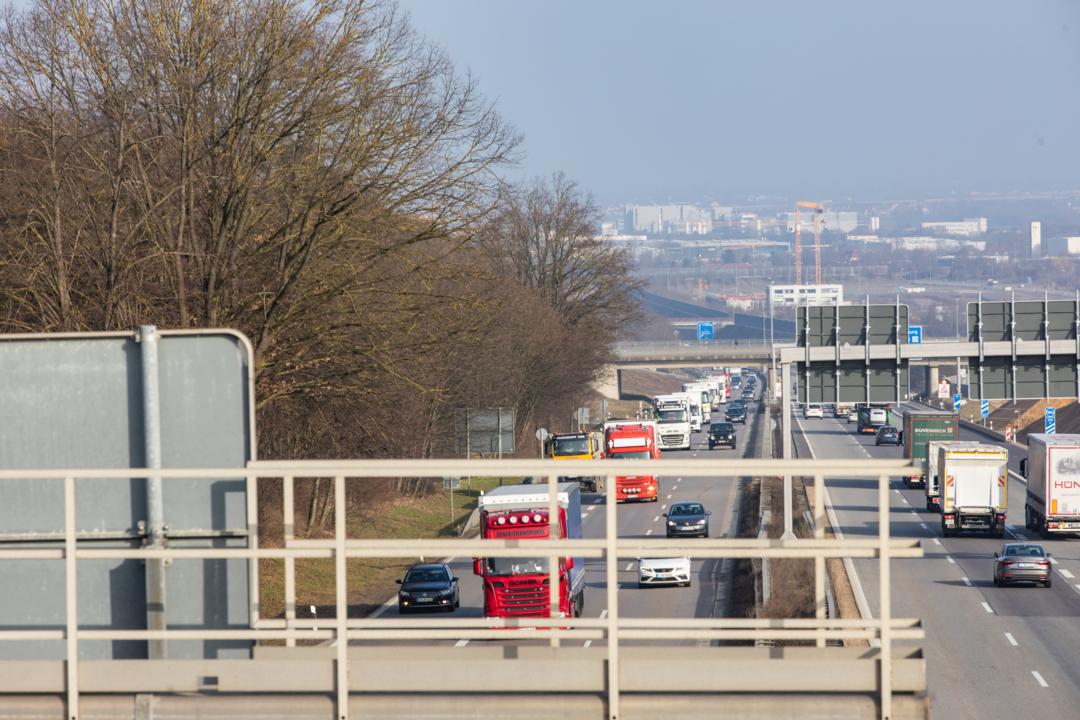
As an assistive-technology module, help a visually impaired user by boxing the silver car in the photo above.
[993,543,1052,587]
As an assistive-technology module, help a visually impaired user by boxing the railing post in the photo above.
[284,475,296,647]
[548,474,560,648]
[879,473,892,720]
[605,474,619,720]
[334,475,349,720]
[65,475,79,720]
[814,473,825,648]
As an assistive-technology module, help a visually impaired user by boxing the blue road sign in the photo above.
[953,393,962,412]
[980,399,989,418]
[1046,406,1057,435]
[697,321,714,342]
[907,326,922,344]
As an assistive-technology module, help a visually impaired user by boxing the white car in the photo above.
[638,557,692,588]
[804,405,824,419]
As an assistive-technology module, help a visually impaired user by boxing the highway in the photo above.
[796,410,1080,719]
[371,380,765,646]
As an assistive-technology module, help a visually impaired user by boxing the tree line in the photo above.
[0,0,641,511]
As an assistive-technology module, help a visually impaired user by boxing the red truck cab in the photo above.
[603,422,660,502]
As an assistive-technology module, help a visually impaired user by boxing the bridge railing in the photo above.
[0,458,923,720]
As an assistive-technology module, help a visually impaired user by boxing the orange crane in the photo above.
[793,201,825,285]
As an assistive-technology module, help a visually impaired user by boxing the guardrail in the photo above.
[0,458,925,720]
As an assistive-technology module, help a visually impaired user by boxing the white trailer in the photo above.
[652,395,692,450]
[1022,434,1080,537]
[924,440,952,512]
[938,442,1008,537]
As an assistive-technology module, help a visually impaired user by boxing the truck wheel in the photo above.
[925,500,933,512]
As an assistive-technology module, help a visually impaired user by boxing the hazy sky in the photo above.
[400,1,1080,204]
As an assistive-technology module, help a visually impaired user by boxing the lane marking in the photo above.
[919,523,929,530]
[1032,670,1049,688]
[931,538,942,546]
[961,576,972,587]
[1005,632,1018,647]
[661,504,667,510]
[646,529,653,535]
[454,639,469,647]
[600,609,608,619]
[584,640,592,648]
[982,601,994,614]
[900,496,910,505]
[666,494,673,500]
[908,510,919,517]
[624,562,634,571]
[653,515,660,522]
[1059,568,1074,579]
[946,556,956,564]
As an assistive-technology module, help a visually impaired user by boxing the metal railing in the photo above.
[0,458,924,720]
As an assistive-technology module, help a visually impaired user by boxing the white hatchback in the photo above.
[804,404,824,419]
[638,557,692,588]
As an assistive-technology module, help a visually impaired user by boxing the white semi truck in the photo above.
[937,442,1008,537]
[1021,434,1080,537]
[653,395,692,450]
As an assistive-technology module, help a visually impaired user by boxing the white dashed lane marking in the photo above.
[454,639,469,647]
[961,576,972,587]
[624,562,634,571]
[982,602,994,614]
[1005,633,1018,647]
[1032,671,1049,688]
[932,538,942,546]
[646,529,653,535]
[653,515,660,522]
[946,556,956,564]
[1059,568,1074,579]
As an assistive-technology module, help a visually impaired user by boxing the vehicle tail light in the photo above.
[1001,560,1014,566]
[1049,522,1060,529]
[1038,560,1050,566]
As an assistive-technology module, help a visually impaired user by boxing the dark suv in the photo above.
[708,422,736,449]
[725,402,747,424]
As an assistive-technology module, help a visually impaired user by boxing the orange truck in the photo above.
[602,419,660,502]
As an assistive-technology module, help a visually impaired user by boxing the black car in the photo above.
[725,403,747,424]
[708,421,737,449]
[397,563,459,613]
[993,543,1052,587]
[665,501,711,537]
[875,426,900,446]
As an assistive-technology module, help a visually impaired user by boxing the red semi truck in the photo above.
[473,482,585,618]
[602,420,660,502]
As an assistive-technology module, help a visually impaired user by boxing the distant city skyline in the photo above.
[401,1,1080,204]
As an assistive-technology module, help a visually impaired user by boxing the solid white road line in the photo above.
[961,576,973,587]
[1032,670,1049,688]
[946,556,956,564]
[1059,568,1075,579]
[454,639,469,647]
[1005,632,1018,647]
[981,601,994,614]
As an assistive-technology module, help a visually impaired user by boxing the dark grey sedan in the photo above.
[665,502,711,538]
[397,563,460,612]
[993,544,1052,587]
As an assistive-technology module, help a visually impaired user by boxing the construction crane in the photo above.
[793,201,825,285]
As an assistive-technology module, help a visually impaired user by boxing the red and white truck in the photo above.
[1021,434,1080,537]
[602,419,660,502]
[937,442,1008,537]
[473,482,585,618]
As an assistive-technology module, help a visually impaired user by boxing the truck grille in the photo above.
[499,580,548,615]
[661,434,684,445]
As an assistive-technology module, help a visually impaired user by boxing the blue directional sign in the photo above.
[980,399,989,418]
[907,326,922,344]
[953,393,962,412]
[1046,406,1056,435]
[697,321,714,342]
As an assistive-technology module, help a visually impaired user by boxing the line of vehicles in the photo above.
[395,369,760,617]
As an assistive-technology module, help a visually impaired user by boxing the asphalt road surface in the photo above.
[796,410,1080,719]
[369,379,765,648]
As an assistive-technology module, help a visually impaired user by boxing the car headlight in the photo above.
[667,521,676,526]
[694,519,707,526]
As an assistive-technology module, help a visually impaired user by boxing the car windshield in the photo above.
[1005,545,1045,557]
[671,503,705,515]
[486,557,550,575]
[405,567,449,583]
[658,408,688,422]
[552,437,589,456]
[711,423,733,432]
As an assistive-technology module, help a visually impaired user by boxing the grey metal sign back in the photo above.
[967,298,1080,400]
[796,301,910,403]
[0,329,255,661]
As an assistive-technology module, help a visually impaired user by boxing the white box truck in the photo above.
[924,440,953,512]
[1021,434,1080,537]
[937,442,1008,537]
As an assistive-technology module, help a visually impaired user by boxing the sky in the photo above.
[399,0,1080,205]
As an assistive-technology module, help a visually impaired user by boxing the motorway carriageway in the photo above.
[361,386,765,648]
[796,410,1080,719]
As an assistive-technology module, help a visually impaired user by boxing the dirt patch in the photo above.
[618,368,691,400]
